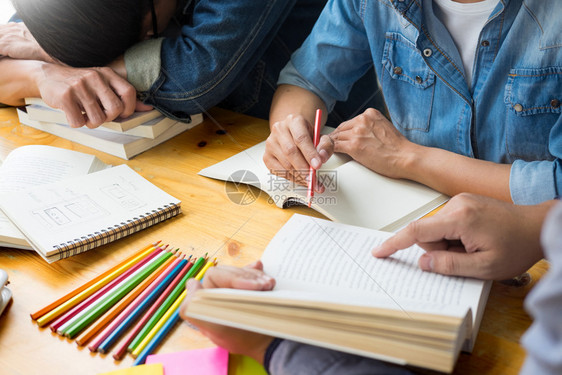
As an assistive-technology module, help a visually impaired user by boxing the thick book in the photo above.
[0,164,181,263]
[24,98,163,132]
[0,145,109,250]
[17,108,203,160]
[199,141,449,232]
[184,214,491,373]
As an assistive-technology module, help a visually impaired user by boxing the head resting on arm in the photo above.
[12,0,150,67]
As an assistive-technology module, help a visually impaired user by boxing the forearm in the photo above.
[0,58,42,106]
[404,144,512,202]
[270,84,327,128]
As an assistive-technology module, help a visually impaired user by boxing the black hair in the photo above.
[12,0,151,67]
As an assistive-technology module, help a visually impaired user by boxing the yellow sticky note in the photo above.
[98,363,164,375]
[229,354,267,375]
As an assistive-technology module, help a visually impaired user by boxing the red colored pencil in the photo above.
[112,258,194,360]
[49,246,165,332]
[31,241,160,320]
[87,255,186,351]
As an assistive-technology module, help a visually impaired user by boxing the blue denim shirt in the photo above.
[278,0,562,205]
[125,0,384,126]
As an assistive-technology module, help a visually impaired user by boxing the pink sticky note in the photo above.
[146,347,229,375]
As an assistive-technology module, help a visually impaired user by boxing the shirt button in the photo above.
[551,99,560,109]
[481,40,490,47]
[423,48,433,57]
[393,66,403,75]
[415,76,423,84]
[513,104,523,112]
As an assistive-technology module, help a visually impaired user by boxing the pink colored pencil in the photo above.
[112,258,194,360]
[87,255,184,352]
[49,246,165,332]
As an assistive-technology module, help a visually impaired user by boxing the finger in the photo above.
[201,266,275,291]
[135,100,153,112]
[59,97,87,128]
[276,121,312,178]
[418,251,491,279]
[416,239,451,252]
[106,70,136,118]
[96,84,124,122]
[317,134,334,163]
[288,119,322,170]
[180,278,203,319]
[373,216,459,258]
[267,129,309,187]
[244,260,264,271]
[74,82,107,128]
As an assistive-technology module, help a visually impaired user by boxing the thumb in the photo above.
[317,134,334,163]
[419,251,486,279]
[135,100,153,112]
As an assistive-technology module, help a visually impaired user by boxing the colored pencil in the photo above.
[112,258,195,360]
[132,290,187,359]
[127,256,207,352]
[49,246,165,332]
[62,251,174,338]
[132,258,216,360]
[75,255,179,346]
[133,308,181,365]
[307,108,322,207]
[88,255,187,352]
[56,248,167,334]
[36,243,160,327]
[31,241,160,320]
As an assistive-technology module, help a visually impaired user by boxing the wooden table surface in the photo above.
[0,106,546,375]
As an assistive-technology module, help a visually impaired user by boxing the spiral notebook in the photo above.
[0,164,181,263]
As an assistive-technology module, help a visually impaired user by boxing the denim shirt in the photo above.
[278,0,562,205]
[124,0,332,122]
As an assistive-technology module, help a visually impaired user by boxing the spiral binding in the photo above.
[51,203,182,261]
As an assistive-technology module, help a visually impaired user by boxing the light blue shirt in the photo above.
[278,0,562,204]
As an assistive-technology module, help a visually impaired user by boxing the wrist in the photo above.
[246,335,275,366]
[107,56,127,79]
[397,141,425,180]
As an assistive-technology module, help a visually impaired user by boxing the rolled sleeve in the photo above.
[124,38,164,92]
[510,159,560,204]
[277,0,373,115]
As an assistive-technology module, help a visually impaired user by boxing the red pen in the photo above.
[307,109,322,207]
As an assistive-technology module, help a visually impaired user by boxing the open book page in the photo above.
[258,214,485,326]
[199,139,448,231]
[0,164,180,260]
[0,146,109,248]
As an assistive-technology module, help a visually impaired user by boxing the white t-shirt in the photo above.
[433,0,499,88]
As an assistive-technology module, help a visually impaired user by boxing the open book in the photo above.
[185,214,491,373]
[0,145,109,250]
[0,154,181,262]
[199,141,448,232]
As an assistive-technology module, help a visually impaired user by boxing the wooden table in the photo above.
[0,107,547,374]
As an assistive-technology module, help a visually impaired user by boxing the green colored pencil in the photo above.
[63,251,174,338]
[128,255,206,351]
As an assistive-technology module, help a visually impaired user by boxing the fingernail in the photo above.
[311,157,321,169]
[319,150,329,162]
[419,254,433,271]
[259,275,273,284]
[371,246,381,256]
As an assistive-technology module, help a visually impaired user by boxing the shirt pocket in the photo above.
[504,67,562,161]
[381,32,435,132]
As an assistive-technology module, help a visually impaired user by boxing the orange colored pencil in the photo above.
[37,244,161,327]
[75,254,179,346]
[31,241,160,321]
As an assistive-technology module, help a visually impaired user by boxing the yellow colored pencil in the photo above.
[36,245,159,327]
[31,242,159,321]
[132,258,217,357]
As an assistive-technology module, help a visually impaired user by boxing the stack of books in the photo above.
[17,98,203,160]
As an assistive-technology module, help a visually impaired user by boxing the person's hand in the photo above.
[263,114,332,192]
[180,261,276,364]
[372,193,551,280]
[35,63,137,128]
[325,108,417,179]
[0,23,53,62]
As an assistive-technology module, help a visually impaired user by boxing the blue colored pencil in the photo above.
[97,259,188,353]
[133,308,181,366]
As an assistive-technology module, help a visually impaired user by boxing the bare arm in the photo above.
[0,58,42,106]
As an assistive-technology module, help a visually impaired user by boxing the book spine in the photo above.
[50,203,182,261]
